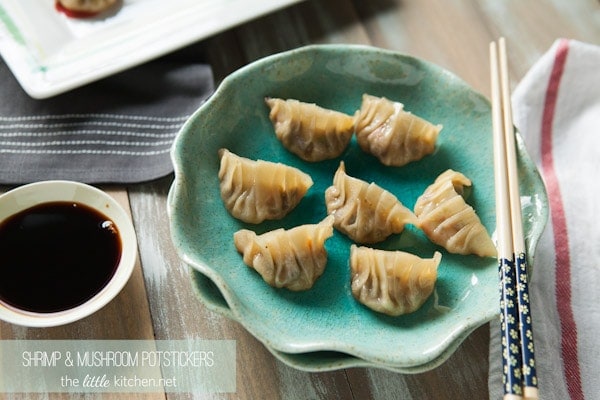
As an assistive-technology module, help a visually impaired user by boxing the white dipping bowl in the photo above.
[0,181,137,327]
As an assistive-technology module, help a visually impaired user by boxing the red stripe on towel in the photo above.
[540,39,584,400]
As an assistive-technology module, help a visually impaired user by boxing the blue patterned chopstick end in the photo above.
[515,252,538,391]
[499,256,523,396]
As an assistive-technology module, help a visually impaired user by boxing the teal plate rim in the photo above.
[167,44,548,370]
[188,267,480,374]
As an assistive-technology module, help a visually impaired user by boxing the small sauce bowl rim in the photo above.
[0,180,137,327]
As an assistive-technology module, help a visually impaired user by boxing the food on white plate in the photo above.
[325,161,417,244]
[354,94,442,166]
[218,148,313,224]
[234,216,335,291]
[414,169,496,257]
[350,245,441,316]
[55,0,118,17]
[265,97,355,162]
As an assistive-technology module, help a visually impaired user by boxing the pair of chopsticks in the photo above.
[490,38,539,400]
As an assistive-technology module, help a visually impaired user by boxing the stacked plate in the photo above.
[167,45,547,373]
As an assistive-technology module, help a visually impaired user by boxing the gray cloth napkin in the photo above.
[0,44,213,184]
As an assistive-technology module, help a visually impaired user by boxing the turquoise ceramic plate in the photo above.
[168,45,548,370]
[189,268,479,373]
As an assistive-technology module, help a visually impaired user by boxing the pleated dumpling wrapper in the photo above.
[325,161,418,244]
[234,216,335,291]
[218,149,313,224]
[414,169,497,257]
[350,245,442,316]
[354,94,442,167]
[265,97,355,162]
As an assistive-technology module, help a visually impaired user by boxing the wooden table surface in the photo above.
[1,1,598,399]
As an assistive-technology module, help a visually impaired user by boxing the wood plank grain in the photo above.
[351,0,495,96]
[346,325,490,400]
[478,0,600,82]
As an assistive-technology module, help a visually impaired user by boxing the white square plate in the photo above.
[0,0,304,98]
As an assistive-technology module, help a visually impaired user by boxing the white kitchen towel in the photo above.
[488,39,600,399]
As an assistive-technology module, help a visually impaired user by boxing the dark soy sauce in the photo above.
[0,202,122,313]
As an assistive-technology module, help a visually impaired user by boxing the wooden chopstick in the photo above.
[490,38,539,400]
